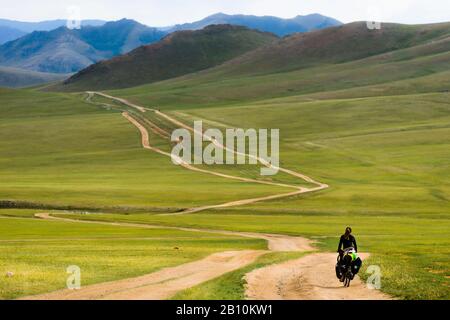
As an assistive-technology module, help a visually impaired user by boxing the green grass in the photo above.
[0,209,41,218]
[180,93,450,216]
[172,252,308,300]
[0,214,265,299]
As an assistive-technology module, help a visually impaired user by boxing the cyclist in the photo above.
[335,227,362,281]
[338,227,357,253]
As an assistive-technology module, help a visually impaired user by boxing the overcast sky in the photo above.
[1,0,449,26]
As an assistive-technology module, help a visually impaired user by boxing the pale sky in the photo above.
[1,0,449,27]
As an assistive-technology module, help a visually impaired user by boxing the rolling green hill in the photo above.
[98,22,449,110]
[60,25,278,91]
[213,21,450,76]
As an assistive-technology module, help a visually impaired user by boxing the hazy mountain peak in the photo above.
[167,12,342,36]
[103,18,142,27]
[208,12,229,18]
[0,18,106,33]
[0,19,166,73]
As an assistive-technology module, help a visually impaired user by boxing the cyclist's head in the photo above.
[345,227,352,237]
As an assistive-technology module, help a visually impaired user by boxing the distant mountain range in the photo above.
[0,19,106,44]
[0,19,166,73]
[0,13,341,86]
[0,13,340,46]
[166,13,342,36]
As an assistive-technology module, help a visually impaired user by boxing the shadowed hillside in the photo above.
[0,19,166,73]
[60,25,278,90]
[214,21,450,76]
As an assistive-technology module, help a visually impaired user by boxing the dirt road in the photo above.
[27,214,390,300]
[120,111,327,214]
[27,250,266,300]
[245,253,391,300]
[26,213,313,300]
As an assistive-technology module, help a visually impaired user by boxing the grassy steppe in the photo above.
[161,91,449,299]
[180,93,450,216]
[0,89,290,211]
[0,212,264,299]
[58,83,449,299]
[1,84,449,299]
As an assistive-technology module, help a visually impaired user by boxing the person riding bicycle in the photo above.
[338,227,357,253]
[335,227,362,281]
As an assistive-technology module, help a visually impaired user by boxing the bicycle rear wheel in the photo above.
[344,272,351,287]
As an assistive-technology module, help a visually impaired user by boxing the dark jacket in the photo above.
[338,235,357,252]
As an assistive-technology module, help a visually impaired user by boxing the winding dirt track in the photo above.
[87,92,328,214]
[25,213,313,300]
[27,214,390,300]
